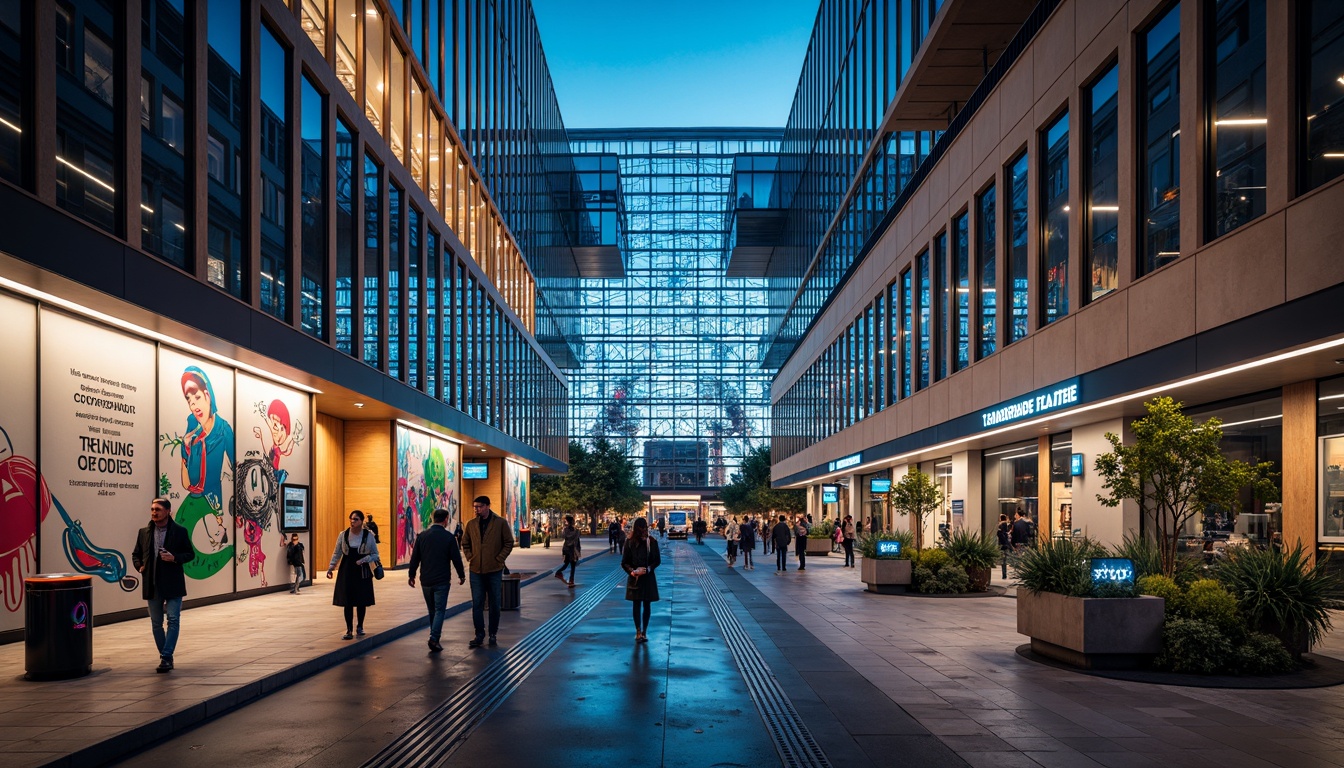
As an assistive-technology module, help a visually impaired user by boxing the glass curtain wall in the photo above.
[1302,1,1344,192]
[977,184,996,358]
[0,0,24,185]
[1006,153,1029,342]
[206,0,245,298]
[55,1,120,235]
[566,130,778,490]
[1208,0,1266,239]
[1086,64,1119,301]
[1141,4,1182,274]
[141,0,189,268]
[1041,112,1069,324]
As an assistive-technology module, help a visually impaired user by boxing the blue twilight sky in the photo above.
[530,0,818,129]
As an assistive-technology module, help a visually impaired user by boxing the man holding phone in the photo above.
[132,497,195,673]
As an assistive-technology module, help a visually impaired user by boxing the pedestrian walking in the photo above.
[622,517,661,643]
[1010,508,1031,552]
[832,520,844,553]
[286,533,306,593]
[996,513,1013,577]
[326,510,381,640]
[726,516,740,567]
[541,521,551,548]
[794,517,810,571]
[608,519,620,553]
[614,517,626,554]
[553,515,581,587]
[461,495,515,648]
[761,515,772,556]
[842,514,857,568]
[408,508,466,652]
[739,517,756,570]
[131,497,195,673]
[657,517,666,539]
[771,515,792,571]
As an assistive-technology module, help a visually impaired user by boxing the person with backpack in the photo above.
[326,510,381,640]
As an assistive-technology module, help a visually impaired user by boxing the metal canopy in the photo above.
[724,208,788,277]
[883,0,1040,131]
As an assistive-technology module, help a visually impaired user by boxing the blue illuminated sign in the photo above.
[978,378,1081,429]
[1070,453,1084,477]
[463,462,489,479]
[870,478,891,493]
[829,453,863,472]
[1090,558,1135,586]
[876,540,902,558]
[822,485,838,504]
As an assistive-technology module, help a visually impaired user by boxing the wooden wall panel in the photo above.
[1038,435,1052,543]
[314,413,344,569]
[464,458,504,515]
[1282,381,1317,562]
[344,421,393,557]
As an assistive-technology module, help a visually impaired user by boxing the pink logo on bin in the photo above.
[71,601,88,630]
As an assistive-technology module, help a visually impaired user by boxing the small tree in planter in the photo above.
[858,530,915,593]
[1093,397,1278,578]
[889,468,942,551]
[944,529,1001,592]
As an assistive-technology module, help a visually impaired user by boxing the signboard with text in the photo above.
[977,378,1081,429]
[821,485,838,504]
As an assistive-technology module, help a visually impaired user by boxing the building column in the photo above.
[1282,380,1317,561]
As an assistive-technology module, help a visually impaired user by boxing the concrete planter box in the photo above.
[1017,590,1165,670]
[860,558,912,594]
[805,538,833,556]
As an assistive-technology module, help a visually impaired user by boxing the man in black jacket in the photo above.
[1010,508,1032,552]
[409,507,467,652]
[771,516,793,571]
[131,497,195,673]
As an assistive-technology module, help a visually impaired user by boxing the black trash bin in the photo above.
[25,573,93,681]
[500,573,521,611]
[519,530,532,549]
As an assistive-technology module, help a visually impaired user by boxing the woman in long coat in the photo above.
[326,510,381,639]
[621,516,661,643]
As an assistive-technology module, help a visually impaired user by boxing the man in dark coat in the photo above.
[1010,508,1032,551]
[771,515,793,571]
[131,497,195,673]
[794,517,811,571]
[408,507,466,652]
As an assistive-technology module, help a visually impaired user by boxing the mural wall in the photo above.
[504,460,529,536]
[0,293,313,633]
[394,425,460,565]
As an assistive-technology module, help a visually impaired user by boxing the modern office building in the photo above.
[768,0,1344,568]
[565,129,779,506]
[0,0,580,640]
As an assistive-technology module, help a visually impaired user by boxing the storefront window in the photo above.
[931,460,954,544]
[863,471,890,532]
[1208,0,1266,239]
[983,441,1039,542]
[1049,433,1074,539]
[1086,63,1119,301]
[1141,4,1182,273]
[1300,0,1344,193]
[1318,379,1344,543]
[1189,394,1282,549]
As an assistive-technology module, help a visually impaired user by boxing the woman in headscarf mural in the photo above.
[161,366,235,580]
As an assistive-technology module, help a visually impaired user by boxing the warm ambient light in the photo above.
[1215,118,1267,126]
[1324,153,1344,158]
[353,402,364,408]
[0,116,19,134]
[1091,205,1120,212]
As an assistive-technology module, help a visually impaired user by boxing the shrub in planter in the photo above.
[1216,544,1344,657]
[1014,537,1108,598]
[1232,632,1295,675]
[912,547,952,572]
[810,519,836,540]
[1113,533,1204,586]
[1138,574,1182,604]
[910,549,969,594]
[944,530,999,591]
[1181,579,1242,638]
[1156,618,1232,675]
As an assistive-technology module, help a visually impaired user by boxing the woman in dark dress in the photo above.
[326,510,381,640]
[621,517,661,643]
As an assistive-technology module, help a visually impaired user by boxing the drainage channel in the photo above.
[362,565,627,768]
[691,558,833,768]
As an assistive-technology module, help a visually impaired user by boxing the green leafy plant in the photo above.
[1138,574,1182,605]
[912,547,952,572]
[1093,397,1279,578]
[859,530,913,560]
[944,529,1000,570]
[1112,533,1204,585]
[1216,544,1344,656]
[809,519,836,539]
[1181,579,1243,638]
[1156,618,1233,674]
[1232,632,1295,675]
[889,468,943,550]
[916,563,969,594]
[1013,537,1107,597]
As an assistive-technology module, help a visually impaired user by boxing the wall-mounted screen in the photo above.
[463,462,489,479]
[870,478,891,493]
[822,485,838,504]
[281,484,310,531]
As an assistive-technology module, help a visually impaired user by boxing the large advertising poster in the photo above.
[0,294,37,633]
[157,348,235,599]
[504,460,529,537]
[394,427,461,565]
[40,310,156,617]
[233,372,310,589]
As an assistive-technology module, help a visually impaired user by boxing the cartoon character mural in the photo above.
[233,376,309,589]
[159,363,236,582]
[394,427,458,564]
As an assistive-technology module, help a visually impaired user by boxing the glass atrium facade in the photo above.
[567,130,779,491]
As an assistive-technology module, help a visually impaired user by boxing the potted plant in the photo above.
[1215,544,1343,659]
[1015,537,1166,669]
[806,519,835,556]
[859,530,914,593]
[944,529,1000,592]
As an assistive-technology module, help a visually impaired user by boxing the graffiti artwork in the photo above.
[160,365,236,580]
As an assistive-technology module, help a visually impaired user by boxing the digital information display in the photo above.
[876,540,902,558]
[870,478,891,493]
[463,462,489,479]
[1090,558,1136,585]
[281,484,309,531]
[821,485,838,504]
[1070,453,1084,476]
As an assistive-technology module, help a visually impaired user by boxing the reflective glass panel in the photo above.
[141,0,188,268]
[1087,64,1119,301]
[953,212,969,371]
[207,0,245,297]
[55,1,119,235]
[300,76,326,339]
[1042,112,1069,324]
[1209,0,1266,238]
[1141,4,1181,273]
[335,118,355,354]
[977,183,997,358]
[1302,1,1344,192]
[259,26,289,322]
[1009,151,1030,342]
[0,0,24,184]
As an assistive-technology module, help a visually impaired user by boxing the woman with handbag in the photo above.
[552,515,581,587]
[326,510,381,640]
[621,517,661,643]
